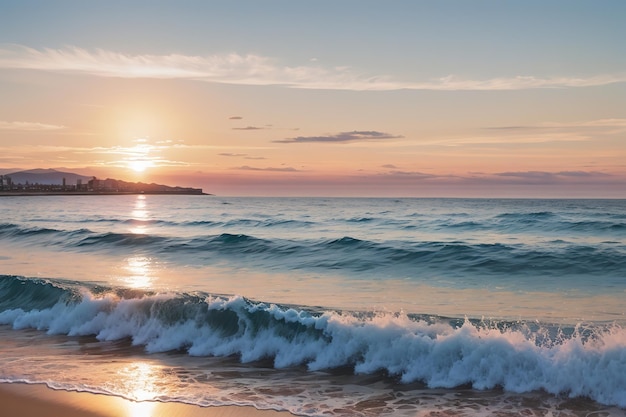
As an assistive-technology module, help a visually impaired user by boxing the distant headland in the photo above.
[0,169,208,196]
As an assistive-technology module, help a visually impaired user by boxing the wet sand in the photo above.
[0,383,294,417]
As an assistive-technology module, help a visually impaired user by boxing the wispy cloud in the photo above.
[495,170,611,181]
[219,153,267,160]
[275,130,403,144]
[485,118,626,131]
[372,169,617,185]
[437,132,592,146]
[382,170,439,179]
[465,118,626,146]
[2,44,625,91]
[75,143,194,168]
[414,74,626,91]
[0,120,65,131]
[229,116,243,120]
[575,118,626,128]
[219,152,248,157]
[232,126,266,131]
[0,142,193,169]
[233,165,299,172]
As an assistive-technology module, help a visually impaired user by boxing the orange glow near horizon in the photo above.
[0,83,625,197]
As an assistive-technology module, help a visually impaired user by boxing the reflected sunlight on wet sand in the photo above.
[0,383,292,417]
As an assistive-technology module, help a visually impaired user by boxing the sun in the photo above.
[128,159,152,173]
[123,140,158,173]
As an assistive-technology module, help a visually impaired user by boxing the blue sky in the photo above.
[4,1,625,79]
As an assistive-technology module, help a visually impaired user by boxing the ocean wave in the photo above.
[1,275,625,407]
[495,211,557,220]
[16,217,315,229]
[441,220,486,230]
[54,214,626,234]
[0,223,60,238]
[3,218,626,279]
[75,232,170,247]
[560,220,626,233]
[346,217,375,223]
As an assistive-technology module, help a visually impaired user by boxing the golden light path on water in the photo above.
[129,194,149,235]
[122,195,156,289]
[107,360,222,417]
[115,362,159,417]
[122,256,155,289]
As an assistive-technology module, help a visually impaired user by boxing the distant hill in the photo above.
[4,169,93,186]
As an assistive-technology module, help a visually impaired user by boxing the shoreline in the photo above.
[0,383,294,417]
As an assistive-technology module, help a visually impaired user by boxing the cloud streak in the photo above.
[0,142,194,169]
[275,130,403,144]
[232,126,266,131]
[233,165,299,172]
[0,120,65,131]
[485,118,626,132]
[219,153,247,157]
[494,170,611,182]
[219,152,267,160]
[2,44,625,91]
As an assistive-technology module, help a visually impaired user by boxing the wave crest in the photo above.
[1,276,626,407]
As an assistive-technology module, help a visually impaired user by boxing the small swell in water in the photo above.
[3,217,626,280]
[0,223,59,238]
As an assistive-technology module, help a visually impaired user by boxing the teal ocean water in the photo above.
[1,196,625,416]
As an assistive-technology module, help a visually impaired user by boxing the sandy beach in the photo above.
[0,383,294,417]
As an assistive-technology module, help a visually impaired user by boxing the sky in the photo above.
[0,0,625,197]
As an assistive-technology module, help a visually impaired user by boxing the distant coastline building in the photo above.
[0,175,12,190]
[87,177,121,192]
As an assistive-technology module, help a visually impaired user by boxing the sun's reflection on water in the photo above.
[130,195,149,235]
[116,362,161,417]
[122,256,155,288]
[122,195,157,289]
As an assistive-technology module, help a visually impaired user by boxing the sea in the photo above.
[1,195,625,416]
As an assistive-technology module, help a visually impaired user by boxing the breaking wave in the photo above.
[2,275,626,407]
